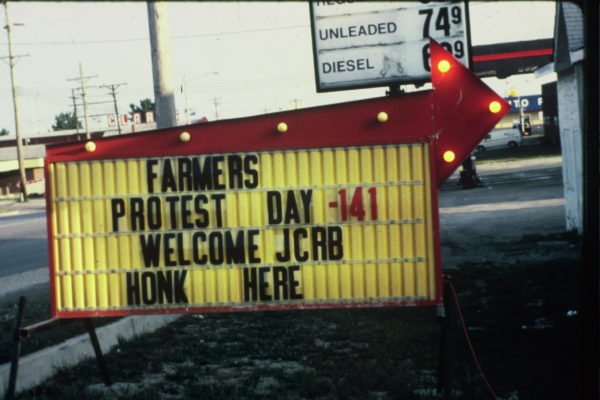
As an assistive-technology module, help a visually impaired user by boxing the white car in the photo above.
[476,128,522,151]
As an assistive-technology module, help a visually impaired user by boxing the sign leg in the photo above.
[437,279,454,400]
[459,154,483,189]
[5,296,26,400]
[84,319,113,387]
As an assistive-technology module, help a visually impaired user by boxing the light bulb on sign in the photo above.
[85,141,96,152]
[442,150,456,163]
[377,112,388,123]
[488,101,502,114]
[180,131,191,142]
[277,122,288,133]
[437,60,451,73]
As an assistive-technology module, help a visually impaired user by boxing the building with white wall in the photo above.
[554,1,585,234]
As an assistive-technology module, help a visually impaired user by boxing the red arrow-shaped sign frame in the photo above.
[46,40,508,187]
[44,40,509,318]
[430,40,510,182]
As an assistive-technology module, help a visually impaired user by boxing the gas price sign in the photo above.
[46,41,507,318]
[310,1,471,91]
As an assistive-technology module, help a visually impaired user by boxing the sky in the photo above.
[0,1,557,138]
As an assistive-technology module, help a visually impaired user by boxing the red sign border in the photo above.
[45,111,444,317]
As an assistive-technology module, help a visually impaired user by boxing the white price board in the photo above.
[310,1,471,91]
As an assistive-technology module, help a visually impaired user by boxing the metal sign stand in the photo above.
[436,276,498,399]
[459,154,483,189]
[5,296,113,400]
[437,277,455,400]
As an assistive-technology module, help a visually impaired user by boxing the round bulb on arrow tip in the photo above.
[489,101,502,114]
[443,150,456,163]
[437,59,451,73]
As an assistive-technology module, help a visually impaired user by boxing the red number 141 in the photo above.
[336,187,378,221]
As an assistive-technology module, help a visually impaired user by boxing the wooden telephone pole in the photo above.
[2,1,29,202]
[101,83,127,135]
[147,1,177,129]
[68,63,97,140]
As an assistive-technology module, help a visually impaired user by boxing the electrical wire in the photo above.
[445,278,498,400]
[2,25,309,47]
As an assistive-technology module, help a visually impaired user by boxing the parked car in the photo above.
[476,128,522,151]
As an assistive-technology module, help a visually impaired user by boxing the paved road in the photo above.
[0,208,48,277]
[439,157,563,217]
[438,156,565,267]
[0,200,48,297]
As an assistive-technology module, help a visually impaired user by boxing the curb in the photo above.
[0,314,181,396]
[0,201,46,218]
[0,211,21,218]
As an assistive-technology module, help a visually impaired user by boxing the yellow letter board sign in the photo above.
[45,95,443,318]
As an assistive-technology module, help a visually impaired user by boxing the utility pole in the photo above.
[101,83,127,135]
[68,63,97,140]
[2,1,29,202]
[180,72,218,125]
[210,97,221,121]
[181,75,191,125]
[69,88,80,133]
[147,1,176,129]
[290,98,302,110]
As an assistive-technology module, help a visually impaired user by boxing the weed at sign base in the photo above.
[20,307,442,400]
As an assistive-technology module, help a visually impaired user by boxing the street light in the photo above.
[180,72,218,124]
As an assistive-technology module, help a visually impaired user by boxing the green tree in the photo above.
[129,98,155,123]
[52,112,81,131]
[0,128,8,136]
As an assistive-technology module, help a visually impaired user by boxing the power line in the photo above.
[0,53,29,65]
[0,24,309,46]
[69,100,114,106]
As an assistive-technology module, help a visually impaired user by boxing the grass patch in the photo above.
[20,308,441,400]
